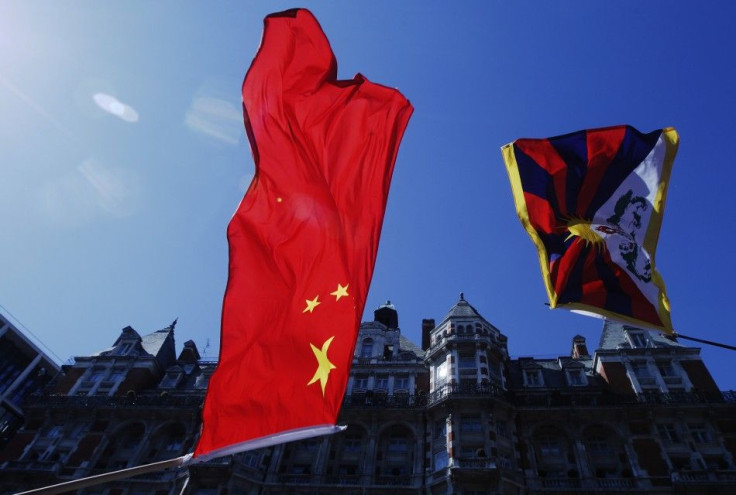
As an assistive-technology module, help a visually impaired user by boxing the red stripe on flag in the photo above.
[515,139,570,218]
[578,249,607,310]
[577,126,626,214]
[523,192,559,234]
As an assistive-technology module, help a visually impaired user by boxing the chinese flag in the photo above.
[193,9,412,459]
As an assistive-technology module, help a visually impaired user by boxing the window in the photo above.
[242,451,261,468]
[434,419,447,440]
[567,369,586,386]
[115,342,134,355]
[496,422,509,439]
[354,375,369,390]
[524,369,542,387]
[360,338,373,358]
[195,373,210,389]
[338,464,358,475]
[631,361,658,388]
[388,437,408,453]
[375,375,388,390]
[436,361,449,384]
[657,424,682,444]
[161,372,182,388]
[43,425,63,439]
[627,331,648,348]
[538,437,563,457]
[459,355,475,369]
[296,439,319,452]
[87,369,106,383]
[434,450,448,470]
[586,437,613,457]
[343,438,361,453]
[461,416,482,434]
[688,423,712,444]
[498,454,512,469]
[657,362,677,377]
[631,362,651,378]
[394,375,409,391]
[165,438,184,451]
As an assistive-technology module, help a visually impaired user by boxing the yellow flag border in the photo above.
[500,127,678,333]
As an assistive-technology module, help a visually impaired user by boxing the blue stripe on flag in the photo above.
[514,146,561,218]
[549,131,588,217]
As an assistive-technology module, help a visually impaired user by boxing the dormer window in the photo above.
[626,330,648,348]
[161,371,182,389]
[567,368,586,386]
[523,369,543,387]
[115,342,134,356]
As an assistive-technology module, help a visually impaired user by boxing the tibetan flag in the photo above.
[501,125,678,332]
[193,9,412,461]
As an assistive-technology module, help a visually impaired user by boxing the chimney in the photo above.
[422,319,435,350]
[572,335,589,359]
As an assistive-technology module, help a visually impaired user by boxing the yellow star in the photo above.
[307,336,336,396]
[303,295,321,313]
[330,283,349,301]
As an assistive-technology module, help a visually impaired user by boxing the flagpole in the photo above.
[14,454,192,495]
[673,333,736,351]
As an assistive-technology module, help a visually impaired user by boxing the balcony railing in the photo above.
[24,393,204,409]
[2,460,59,472]
[342,392,426,409]
[454,457,494,469]
[324,474,361,485]
[375,474,412,486]
[674,470,736,483]
[512,389,735,408]
[428,382,504,405]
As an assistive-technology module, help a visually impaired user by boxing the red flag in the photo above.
[193,9,412,460]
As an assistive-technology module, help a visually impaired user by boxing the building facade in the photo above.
[0,311,59,450]
[1,297,735,494]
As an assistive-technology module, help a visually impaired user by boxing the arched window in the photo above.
[361,338,374,358]
[532,426,576,479]
[95,422,146,470]
[583,425,630,478]
[144,422,188,462]
[377,425,415,479]
[327,425,367,482]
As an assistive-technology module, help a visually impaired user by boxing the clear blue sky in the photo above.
[2,1,736,390]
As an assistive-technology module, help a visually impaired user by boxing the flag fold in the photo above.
[193,8,412,459]
[502,125,677,332]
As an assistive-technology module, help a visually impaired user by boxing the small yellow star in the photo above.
[303,295,321,313]
[330,283,349,301]
[307,336,336,395]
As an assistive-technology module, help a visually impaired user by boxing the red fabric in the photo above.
[194,9,412,457]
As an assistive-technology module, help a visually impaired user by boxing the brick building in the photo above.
[1,296,735,494]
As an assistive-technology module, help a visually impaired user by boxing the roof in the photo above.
[141,328,174,358]
[441,293,482,321]
[598,320,683,350]
[399,335,423,357]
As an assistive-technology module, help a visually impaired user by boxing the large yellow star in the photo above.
[307,336,336,396]
[330,283,349,301]
[303,295,321,313]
